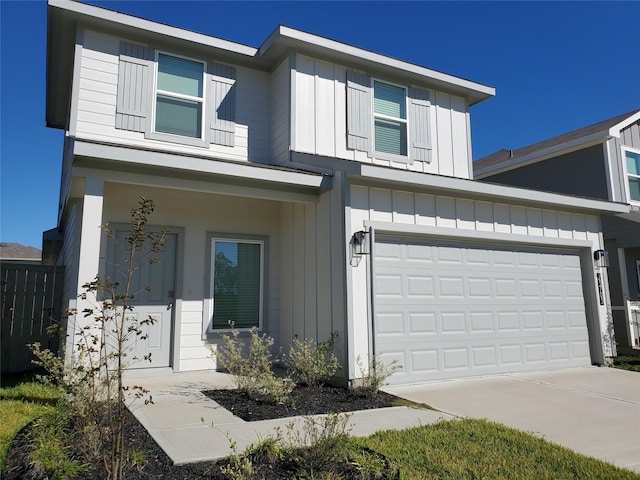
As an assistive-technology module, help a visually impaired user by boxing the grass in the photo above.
[612,355,640,372]
[0,373,60,471]
[357,418,640,480]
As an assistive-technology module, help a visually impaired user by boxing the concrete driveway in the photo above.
[384,367,640,473]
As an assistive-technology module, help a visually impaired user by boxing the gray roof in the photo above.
[0,243,42,261]
[474,108,640,173]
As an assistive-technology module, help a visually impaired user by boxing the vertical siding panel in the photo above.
[475,201,494,232]
[369,188,393,222]
[526,207,544,236]
[494,203,511,233]
[510,206,528,235]
[543,210,559,238]
[571,213,588,240]
[436,195,457,228]
[435,92,453,176]
[315,192,333,343]
[315,60,336,157]
[557,211,574,239]
[392,191,415,224]
[415,193,437,226]
[450,95,470,179]
[334,65,354,160]
[271,59,291,164]
[292,204,306,337]
[456,198,476,230]
[280,204,294,350]
[294,55,316,154]
[304,204,317,339]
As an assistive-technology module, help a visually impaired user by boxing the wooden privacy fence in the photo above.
[1,262,64,374]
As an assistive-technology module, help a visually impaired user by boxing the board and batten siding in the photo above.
[271,58,291,164]
[279,181,349,377]
[347,184,610,372]
[74,29,271,165]
[292,54,472,179]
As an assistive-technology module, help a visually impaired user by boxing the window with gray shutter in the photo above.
[209,63,236,147]
[116,42,153,132]
[346,70,371,152]
[409,87,432,163]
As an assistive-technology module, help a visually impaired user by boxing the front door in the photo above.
[108,229,176,369]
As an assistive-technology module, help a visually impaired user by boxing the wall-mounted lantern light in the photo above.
[594,249,609,269]
[352,230,371,256]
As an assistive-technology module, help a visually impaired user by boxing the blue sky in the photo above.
[1,0,639,249]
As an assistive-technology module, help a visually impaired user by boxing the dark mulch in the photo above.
[203,385,399,421]
[4,386,400,480]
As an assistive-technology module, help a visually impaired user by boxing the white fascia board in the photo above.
[71,140,326,189]
[608,111,640,137]
[356,164,629,215]
[49,0,257,57]
[474,130,610,178]
[259,26,495,104]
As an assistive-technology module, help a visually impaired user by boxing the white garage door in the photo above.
[374,236,592,385]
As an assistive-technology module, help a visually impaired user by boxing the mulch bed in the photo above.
[3,386,400,479]
[203,385,399,421]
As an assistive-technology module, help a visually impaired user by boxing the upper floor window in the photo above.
[346,70,432,164]
[373,80,408,157]
[154,53,204,139]
[625,149,640,202]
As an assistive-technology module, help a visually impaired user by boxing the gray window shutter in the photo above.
[409,87,432,163]
[346,70,371,151]
[116,42,152,132]
[209,63,236,147]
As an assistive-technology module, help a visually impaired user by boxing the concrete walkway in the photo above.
[384,367,640,473]
[123,370,450,465]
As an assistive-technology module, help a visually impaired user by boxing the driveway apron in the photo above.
[384,367,640,473]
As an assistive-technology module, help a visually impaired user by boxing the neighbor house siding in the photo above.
[482,145,609,200]
[290,54,471,179]
[347,183,609,370]
[74,29,271,165]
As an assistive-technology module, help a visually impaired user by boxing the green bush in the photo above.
[211,327,295,404]
[284,333,340,387]
[352,355,400,397]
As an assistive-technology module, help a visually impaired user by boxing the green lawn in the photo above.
[358,418,639,479]
[612,355,640,372]
[0,375,60,471]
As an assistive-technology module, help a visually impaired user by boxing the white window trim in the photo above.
[371,78,410,162]
[208,236,265,333]
[149,50,207,146]
[622,146,640,206]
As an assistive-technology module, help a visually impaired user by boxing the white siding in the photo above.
[271,58,291,164]
[292,54,471,178]
[75,29,271,165]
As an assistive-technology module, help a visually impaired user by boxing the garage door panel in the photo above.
[374,237,591,384]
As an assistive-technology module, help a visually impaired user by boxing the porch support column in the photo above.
[617,247,634,348]
[65,176,104,359]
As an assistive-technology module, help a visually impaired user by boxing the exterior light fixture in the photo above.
[352,230,371,256]
[593,249,609,269]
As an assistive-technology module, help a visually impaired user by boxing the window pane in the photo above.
[375,118,407,156]
[157,54,203,97]
[374,81,406,119]
[629,177,640,201]
[155,95,202,138]
[627,151,640,176]
[213,241,261,329]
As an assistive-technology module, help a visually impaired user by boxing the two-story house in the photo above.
[46,0,627,385]
[475,110,640,354]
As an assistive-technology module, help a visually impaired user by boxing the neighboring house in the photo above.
[475,109,640,353]
[0,243,42,262]
[46,0,627,386]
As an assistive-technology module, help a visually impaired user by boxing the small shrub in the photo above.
[211,327,295,404]
[352,355,400,397]
[282,413,353,472]
[285,333,340,387]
